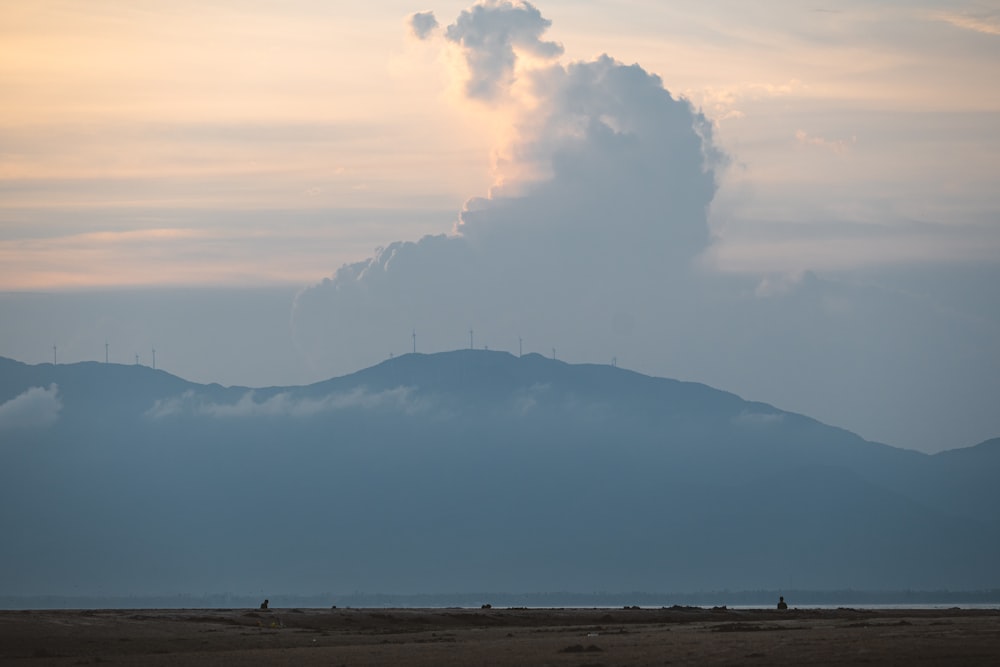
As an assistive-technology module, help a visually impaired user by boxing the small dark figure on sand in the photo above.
[260,599,269,610]
[777,596,788,610]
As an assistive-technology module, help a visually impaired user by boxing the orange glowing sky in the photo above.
[1,0,998,289]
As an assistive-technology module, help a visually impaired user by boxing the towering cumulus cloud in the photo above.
[293,1,721,374]
[444,0,563,99]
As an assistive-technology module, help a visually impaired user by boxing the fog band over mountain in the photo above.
[0,384,62,431]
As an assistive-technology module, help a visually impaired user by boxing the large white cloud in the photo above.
[0,384,62,431]
[293,2,720,375]
[459,55,719,257]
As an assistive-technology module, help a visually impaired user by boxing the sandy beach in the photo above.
[2,606,998,665]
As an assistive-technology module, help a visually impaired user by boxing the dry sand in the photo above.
[2,606,998,666]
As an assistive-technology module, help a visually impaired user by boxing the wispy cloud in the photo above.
[146,386,428,420]
[795,129,856,154]
[0,219,404,289]
[0,384,62,431]
[732,409,785,427]
[930,11,1000,36]
[688,79,803,124]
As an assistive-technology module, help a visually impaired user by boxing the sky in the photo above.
[1,0,999,453]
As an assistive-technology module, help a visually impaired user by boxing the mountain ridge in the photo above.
[0,350,997,596]
[1,349,993,454]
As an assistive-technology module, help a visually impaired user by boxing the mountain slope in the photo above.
[0,351,996,596]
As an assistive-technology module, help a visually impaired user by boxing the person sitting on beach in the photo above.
[260,599,269,610]
[777,596,788,610]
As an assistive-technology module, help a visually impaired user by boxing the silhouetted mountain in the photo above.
[0,351,996,597]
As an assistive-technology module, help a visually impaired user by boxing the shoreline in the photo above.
[4,606,999,665]
[6,589,1000,611]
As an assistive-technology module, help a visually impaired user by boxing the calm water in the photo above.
[739,603,1000,611]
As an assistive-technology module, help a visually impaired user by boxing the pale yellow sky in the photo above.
[1,0,998,288]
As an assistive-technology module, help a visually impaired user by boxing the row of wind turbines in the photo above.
[405,329,617,368]
[51,342,157,370]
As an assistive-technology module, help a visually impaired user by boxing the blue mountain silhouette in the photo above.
[1,351,996,597]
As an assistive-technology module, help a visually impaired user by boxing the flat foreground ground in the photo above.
[2,606,998,666]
